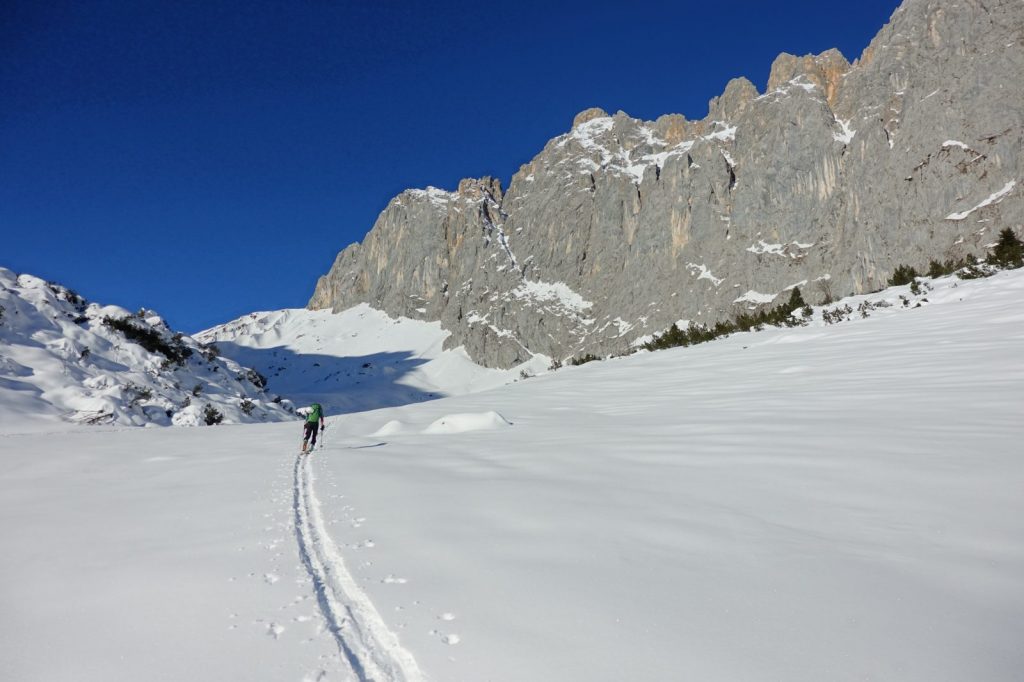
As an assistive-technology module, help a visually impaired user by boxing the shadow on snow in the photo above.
[213,342,445,416]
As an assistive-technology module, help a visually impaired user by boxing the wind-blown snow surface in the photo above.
[3,270,1024,681]
[196,304,548,414]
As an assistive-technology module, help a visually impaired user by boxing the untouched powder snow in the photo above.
[422,411,512,435]
[371,412,513,436]
[197,304,547,415]
[2,269,1024,681]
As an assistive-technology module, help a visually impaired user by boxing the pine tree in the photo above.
[787,286,806,309]
[888,265,919,286]
[203,404,224,425]
[988,228,1024,268]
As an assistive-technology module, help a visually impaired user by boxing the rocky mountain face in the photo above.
[310,0,1024,368]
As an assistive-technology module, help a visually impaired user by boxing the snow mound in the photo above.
[371,419,408,437]
[422,411,513,435]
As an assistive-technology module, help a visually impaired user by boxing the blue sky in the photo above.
[2,0,900,332]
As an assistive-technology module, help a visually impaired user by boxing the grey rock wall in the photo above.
[310,0,1024,368]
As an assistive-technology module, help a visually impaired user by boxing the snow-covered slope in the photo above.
[2,267,1022,681]
[196,304,549,414]
[0,268,292,430]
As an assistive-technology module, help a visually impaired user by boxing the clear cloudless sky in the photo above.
[2,0,901,332]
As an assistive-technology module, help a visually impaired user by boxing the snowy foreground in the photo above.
[2,270,1024,681]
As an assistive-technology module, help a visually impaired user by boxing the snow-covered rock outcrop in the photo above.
[0,268,293,428]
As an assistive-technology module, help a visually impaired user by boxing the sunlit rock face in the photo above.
[311,0,1024,368]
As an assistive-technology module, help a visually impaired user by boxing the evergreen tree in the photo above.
[988,228,1024,268]
[203,404,224,425]
[888,265,919,286]
[787,286,806,309]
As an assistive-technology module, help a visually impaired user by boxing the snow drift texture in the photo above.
[4,268,1023,681]
[0,268,292,428]
[309,0,1024,367]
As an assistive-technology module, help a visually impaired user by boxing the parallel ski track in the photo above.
[293,452,425,682]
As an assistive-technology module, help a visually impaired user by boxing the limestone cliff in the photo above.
[310,0,1024,368]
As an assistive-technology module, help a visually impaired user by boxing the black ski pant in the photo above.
[303,421,320,446]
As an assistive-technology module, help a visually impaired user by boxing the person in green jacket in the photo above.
[300,402,325,453]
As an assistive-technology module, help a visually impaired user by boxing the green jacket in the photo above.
[306,404,323,423]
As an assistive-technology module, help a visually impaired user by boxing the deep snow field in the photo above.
[2,269,1023,681]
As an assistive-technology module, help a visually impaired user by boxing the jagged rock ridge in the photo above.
[310,0,1024,368]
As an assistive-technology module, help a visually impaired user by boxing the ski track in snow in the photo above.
[293,451,425,682]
